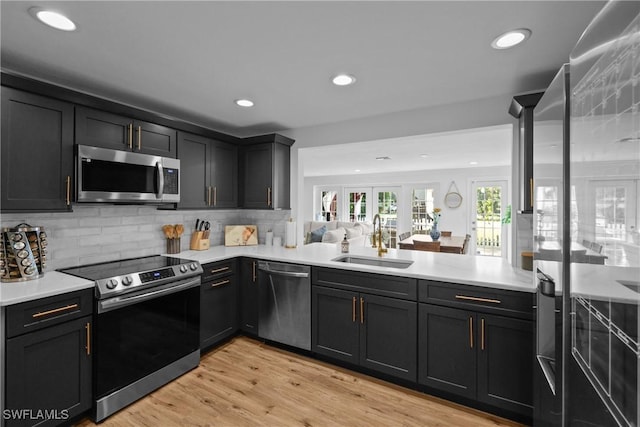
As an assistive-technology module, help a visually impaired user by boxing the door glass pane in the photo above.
[321,190,337,221]
[349,192,367,222]
[475,185,503,257]
[376,190,398,248]
[411,188,435,234]
[536,186,559,241]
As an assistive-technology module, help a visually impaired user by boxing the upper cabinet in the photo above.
[1,87,74,212]
[240,134,294,210]
[177,132,238,209]
[75,106,177,157]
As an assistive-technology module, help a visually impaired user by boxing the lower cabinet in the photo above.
[5,290,93,427]
[418,302,534,417]
[239,257,259,335]
[312,285,417,382]
[200,260,238,350]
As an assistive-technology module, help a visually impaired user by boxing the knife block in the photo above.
[190,231,210,251]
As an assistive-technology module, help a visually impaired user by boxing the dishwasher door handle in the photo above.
[258,268,309,278]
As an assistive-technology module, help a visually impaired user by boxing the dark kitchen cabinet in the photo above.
[200,260,238,350]
[239,257,259,335]
[1,87,74,212]
[75,106,176,157]
[177,132,238,209]
[312,268,417,382]
[5,290,93,427]
[418,280,534,418]
[240,134,293,209]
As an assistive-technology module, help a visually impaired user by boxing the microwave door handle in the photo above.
[156,161,164,200]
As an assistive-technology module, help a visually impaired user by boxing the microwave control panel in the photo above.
[163,168,179,194]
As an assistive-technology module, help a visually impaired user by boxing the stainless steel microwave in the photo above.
[76,145,180,204]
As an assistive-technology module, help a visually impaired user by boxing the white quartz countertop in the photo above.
[0,271,94,307]
[170,243,535,293]
[0,243,535,307]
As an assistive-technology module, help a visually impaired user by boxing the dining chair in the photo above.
[440,231,452,237]
[398,231,411,241]
[413,240,441,252]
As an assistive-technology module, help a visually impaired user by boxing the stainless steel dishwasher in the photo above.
[257,261,311,350]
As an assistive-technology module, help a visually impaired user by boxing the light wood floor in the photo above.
[75,336,526,427]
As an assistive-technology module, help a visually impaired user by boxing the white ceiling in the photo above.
[1,0,605,139]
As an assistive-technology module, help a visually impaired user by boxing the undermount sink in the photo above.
[331,255,414,269]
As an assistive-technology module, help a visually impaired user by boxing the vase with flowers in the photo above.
[430,208,442,241]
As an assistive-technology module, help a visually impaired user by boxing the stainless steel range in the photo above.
[59,255,203,421]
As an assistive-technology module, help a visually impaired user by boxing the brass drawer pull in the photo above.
[360,297,364,324]
[352,296,356,322]
[85,322,91,355]
[137,125,142,150]
[65,176,71,206]
[252,261,257,282]
[211,267,230,274]
[267,187,272,207]
[32,303,78,319]
[211,279,230,288]
[481,318,485,351]
[455,295,501,304]
[213,186,217,206]
[469,317,474,349]
[128,123,133,149]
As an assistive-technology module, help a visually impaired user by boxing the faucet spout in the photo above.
[372,214,387,257]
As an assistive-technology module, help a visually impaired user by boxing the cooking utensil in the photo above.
[195,219,200,231]
[175,224,185,238]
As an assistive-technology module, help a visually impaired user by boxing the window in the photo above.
[411,187,435,234]
[321,190,338,221]
[347,189,369,222]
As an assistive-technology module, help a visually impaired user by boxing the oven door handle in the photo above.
[98,277,200,314]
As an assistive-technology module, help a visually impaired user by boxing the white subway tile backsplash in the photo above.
[1,206,290,270]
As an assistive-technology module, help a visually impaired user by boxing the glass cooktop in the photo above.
[59,255,195,280]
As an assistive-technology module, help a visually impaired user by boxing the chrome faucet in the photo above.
[372,214,388,257]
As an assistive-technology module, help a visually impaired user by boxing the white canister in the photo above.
[266,230,274,246]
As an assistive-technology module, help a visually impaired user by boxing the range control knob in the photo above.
[179,265,188,273]
[189,263,198,271]
[122,276,133,286]
[106,279,119,289]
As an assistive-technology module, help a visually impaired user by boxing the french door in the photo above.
[470,180,508,257]
[373,187,400,248]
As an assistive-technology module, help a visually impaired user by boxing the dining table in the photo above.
[398,234,466,254]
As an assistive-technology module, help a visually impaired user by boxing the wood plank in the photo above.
[74,336,525,427]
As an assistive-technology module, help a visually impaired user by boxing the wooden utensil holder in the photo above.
[190,231,210,251]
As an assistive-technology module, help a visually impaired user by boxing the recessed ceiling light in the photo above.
[469,161,478,165]
[420,154,430,158]
[354,169,361,172]
[332,74,356,86]
[491,28,531,49]
[235,99,254,108]
[30,7,76,31]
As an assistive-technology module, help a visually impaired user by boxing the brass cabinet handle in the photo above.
[211,279,230,288]
[352,297,356,322]
[211,266,230,274]
[65,175,71,206]
[455,295,501,304]
[267,187,272,207]
[252,261,257,282]
[481,318,485,351]
[469,317,474,349]
[32,303,78,319]
[530,178,534,208]
[137,125,142,150]
[85,322,91,355]
[128,123,133,149]
[213,186,217,206]
[360,297,364,324]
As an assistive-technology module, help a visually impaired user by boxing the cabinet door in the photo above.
[5,316,92,427]
[177,132,210,209]
[476,313,534,416]
[134,120,176,157]
[239,258,259,335]
[201,275,237,350]
[75,106,132,151]
[418,304,477,399]
[312,286,359,365]
[241,143,273,209]
[210,140,238,208]
[1,87,74,212]
[359,294,417,381]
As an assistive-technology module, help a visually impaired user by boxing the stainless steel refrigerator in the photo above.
[534,1,640,426]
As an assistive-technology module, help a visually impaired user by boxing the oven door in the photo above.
[77,145,180,203]
[94,277,200,402]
